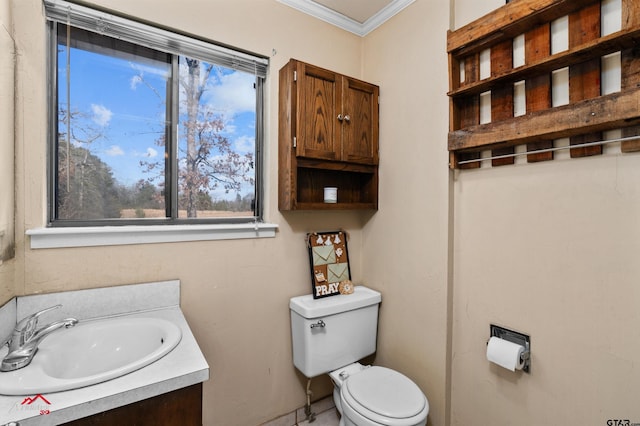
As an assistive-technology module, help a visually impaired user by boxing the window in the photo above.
[45,0,268,227]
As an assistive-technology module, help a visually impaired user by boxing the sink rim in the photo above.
[0,316,182,396]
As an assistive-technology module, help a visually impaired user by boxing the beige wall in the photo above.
[7,0,371,425]
[361,1,451,425]
[8,0,635,425]
[4,0,454,424]
[450,1,640,425]
[0,0,16,303]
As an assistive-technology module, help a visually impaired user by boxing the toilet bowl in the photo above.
[289,286,429,426]
[329,363,428,426]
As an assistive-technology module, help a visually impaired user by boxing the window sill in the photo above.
[26,222,278,249]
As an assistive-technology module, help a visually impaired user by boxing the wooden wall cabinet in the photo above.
[279,59,379,210]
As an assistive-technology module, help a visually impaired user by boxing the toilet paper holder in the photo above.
[489,324,531,373]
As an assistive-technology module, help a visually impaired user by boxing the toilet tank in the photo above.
[289,286,381,378]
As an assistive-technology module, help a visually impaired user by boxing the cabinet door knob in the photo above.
[337,114,343,121]
[343,115,350,122]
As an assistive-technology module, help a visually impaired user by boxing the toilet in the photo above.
[290,286,429,426]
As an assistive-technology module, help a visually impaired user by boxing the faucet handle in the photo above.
[8,305,63,353]
[15,305,62,336]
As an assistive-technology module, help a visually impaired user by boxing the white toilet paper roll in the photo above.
[486,336,525,371]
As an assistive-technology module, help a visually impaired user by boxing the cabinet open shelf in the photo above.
[293,162,378,210]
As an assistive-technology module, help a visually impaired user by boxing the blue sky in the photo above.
[58,45,257,201]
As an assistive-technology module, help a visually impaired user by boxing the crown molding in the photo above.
[277,0,415,37]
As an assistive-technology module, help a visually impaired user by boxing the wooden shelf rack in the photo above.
[447,0,640,168]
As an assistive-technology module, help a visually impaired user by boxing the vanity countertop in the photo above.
[0,281,209,426]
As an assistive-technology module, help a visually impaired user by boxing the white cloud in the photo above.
[105,145,124,156]
[202,70,255,116]
[132,147,159,158]
[129,62,170,91]
[130,74,143,90]
[91,104,113,126]
[234,135,254,154]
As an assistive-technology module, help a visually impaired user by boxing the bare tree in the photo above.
[143,59,255,218]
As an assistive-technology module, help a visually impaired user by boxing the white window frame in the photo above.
[29,0,277,248]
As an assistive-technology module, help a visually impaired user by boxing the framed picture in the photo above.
[307,231,350,298]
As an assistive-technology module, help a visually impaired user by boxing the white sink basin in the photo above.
[0,317,182,395]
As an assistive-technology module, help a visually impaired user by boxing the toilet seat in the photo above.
[341,366,428,425]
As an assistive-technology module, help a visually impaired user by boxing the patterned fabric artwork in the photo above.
[307,231,351,298]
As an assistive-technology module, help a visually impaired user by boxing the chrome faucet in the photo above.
[1,305,78,372]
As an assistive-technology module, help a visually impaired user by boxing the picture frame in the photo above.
[307,231,351,299]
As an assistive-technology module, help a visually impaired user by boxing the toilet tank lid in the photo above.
[289,286,381,318]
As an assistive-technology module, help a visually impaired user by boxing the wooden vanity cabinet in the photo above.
[61,383,202,425]
[279,59,379,210]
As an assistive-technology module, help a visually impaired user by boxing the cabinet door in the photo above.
[295,62,341,161]
[62,384,202,425]
[341,77,379,164]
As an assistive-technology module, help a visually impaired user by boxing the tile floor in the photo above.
[260,395,339,426]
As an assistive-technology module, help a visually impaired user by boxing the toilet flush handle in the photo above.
[310,320,325,329]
